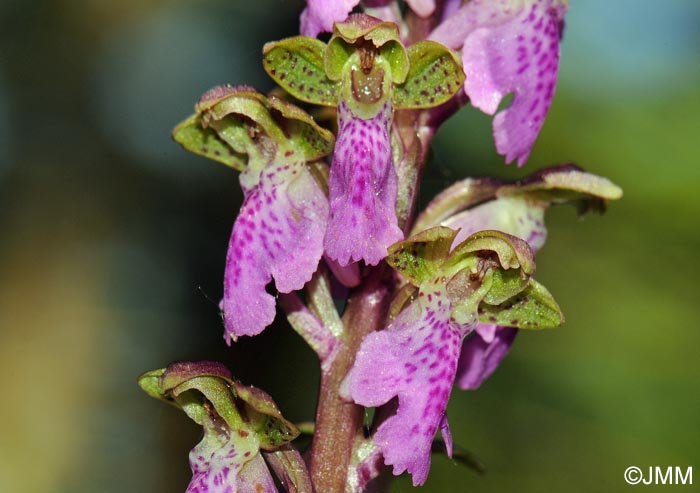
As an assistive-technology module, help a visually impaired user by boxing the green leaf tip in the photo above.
[137,368,166,401]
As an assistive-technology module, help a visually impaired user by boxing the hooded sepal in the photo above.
[417,165,620,389]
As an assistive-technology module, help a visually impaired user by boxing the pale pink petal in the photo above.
[222,162,328,340]
[343,282,469,485]
[300,0,360,37]
[325,101,403,266]
[475,322,498,343]
[456,326,517,390]
[406,0,436,18]
[441,196,547,253]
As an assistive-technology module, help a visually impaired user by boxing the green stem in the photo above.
[308,267,392,493]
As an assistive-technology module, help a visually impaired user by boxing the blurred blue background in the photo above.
[0,1,698,492]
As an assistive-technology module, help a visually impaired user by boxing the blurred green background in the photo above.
[1,1,698,492]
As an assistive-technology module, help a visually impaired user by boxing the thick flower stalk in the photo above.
[140,2,624,493]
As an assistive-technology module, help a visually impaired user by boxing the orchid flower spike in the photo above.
[173,86,334,341]
[264,14,464,265]
[430,0,570,166]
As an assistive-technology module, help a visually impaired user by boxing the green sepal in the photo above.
[172,113,247,170]
[478,279,564,329]
[137,361,299,449]
[482,267,531,306]
[137,368,168,401]
[380,40,410,84]
[386,226,459,285]
[231,382,300,450]
[325,37,355,82]
[263,36,340,106]
[497,164,624,215]
[394,40,465,109]
[174,86,335,172]
[268,96,335,161]
[447,230,535,275]
[172,376,244,429]
[211,92,335,162]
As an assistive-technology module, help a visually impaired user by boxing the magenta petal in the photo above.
[439,413,453,459]
[222,162,328,340]
[465,1,567,165]
[431,0,568,166]
[344,283,467,485]
[456,326,517,390]
[325,101,403,266]
[300,0,360,37]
